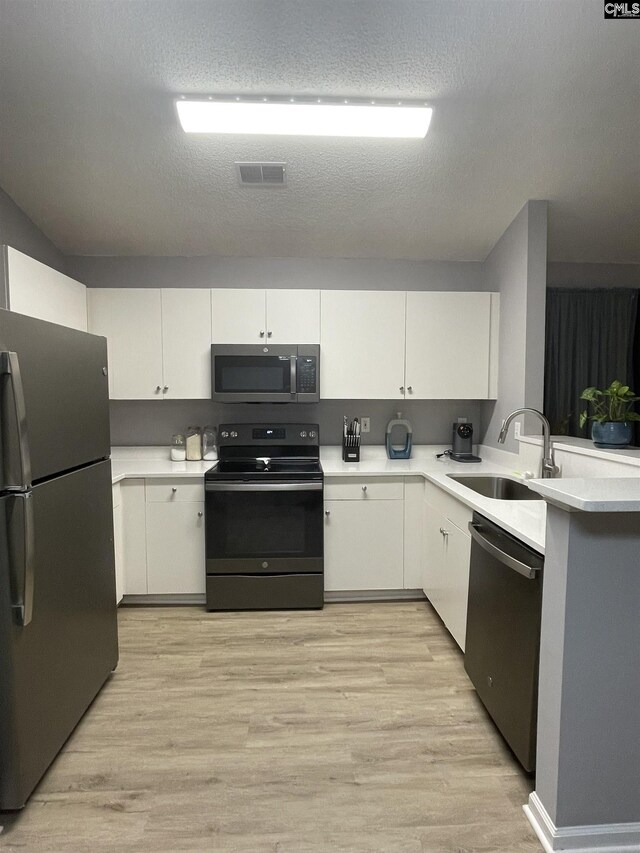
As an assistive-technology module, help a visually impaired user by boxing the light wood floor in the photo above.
[0,602,541,852]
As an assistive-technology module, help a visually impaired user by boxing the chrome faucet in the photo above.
[498,408,559,479]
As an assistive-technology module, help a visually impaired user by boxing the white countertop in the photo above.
[111,445,547,553]
[528,477,640,512]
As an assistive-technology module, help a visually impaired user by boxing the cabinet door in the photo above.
[405,291,493,399]
[146,502,206,594]
[211,289,266,343]
[403,478,424,589]
[320,291,406,399]
[121,479,148,595]
[439,522,471,651]
[113,502,124,604]
[266,289,320,343]
[324,499,404,591]
[423,502,447,610]
[161,289,211,399]
[87,288,163,399]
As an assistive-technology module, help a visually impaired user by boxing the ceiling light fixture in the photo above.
[175,96,432,139]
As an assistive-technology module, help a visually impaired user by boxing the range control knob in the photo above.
[300,430,307,438]
[221,431,229,439]
[230,431,238,438]
[261,561,269,569]
[309,430,317,439]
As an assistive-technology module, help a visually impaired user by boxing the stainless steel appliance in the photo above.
[204,423,323,610]
[211,344,320,403]
[0,309,118,810]
[464,513,544,772]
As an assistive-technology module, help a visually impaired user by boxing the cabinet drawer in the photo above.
[324,477,404,501]
[424,480,473,534]
[145,479,204,503]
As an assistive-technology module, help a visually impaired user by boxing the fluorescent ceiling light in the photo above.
[176,98,432,139]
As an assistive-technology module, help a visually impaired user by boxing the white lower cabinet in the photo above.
[423,490,473,651]
[145,502,205,594]
[324,477,404,592]
[112,483,124,604]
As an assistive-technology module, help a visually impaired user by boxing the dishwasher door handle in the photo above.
[468,522,541,580]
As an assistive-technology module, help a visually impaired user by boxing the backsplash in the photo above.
[109,399,483,447]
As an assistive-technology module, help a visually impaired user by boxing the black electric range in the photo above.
[204,424,324,611]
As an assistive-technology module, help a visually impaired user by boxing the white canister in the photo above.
[170,433,186,462]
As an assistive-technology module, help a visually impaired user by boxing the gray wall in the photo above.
[548,262,640,289]
[66,255,486,292]
[110,398,483,448]
[0,186,66,308]
[481,201,548,450]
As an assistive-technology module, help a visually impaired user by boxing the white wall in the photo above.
[481,201,548,450]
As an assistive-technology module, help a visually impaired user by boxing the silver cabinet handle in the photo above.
[156,385,162,392]
[171,487,177,493]
[399,386,405,393]
[197,511,203,518]
[163,385,169,392]
[407,386,413,393]
[0,351,33,490]
[325,510,331,517]
[439,527,449,537]
[267,331,273,338]
[362,485,368,492]
[260,330,265,337]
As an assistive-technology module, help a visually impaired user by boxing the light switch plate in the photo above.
[514,422,521,438]
[361,417,370,433]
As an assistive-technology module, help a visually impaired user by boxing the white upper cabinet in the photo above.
[211,289,266,343]
[4,246,88,331]
[265,289,320,343]
[211,288,320,344]
[161,289,211,399]
[320,290,406,399]
[88,288,163,399]
[405,291,499,399]
[88,288,212,400]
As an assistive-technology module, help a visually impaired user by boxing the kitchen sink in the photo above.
[446,474,543,501]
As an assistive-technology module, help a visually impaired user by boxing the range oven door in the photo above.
[205,481,323,574]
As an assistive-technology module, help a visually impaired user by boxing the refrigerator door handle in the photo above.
[7,492,35,626]
[0,351,32,490]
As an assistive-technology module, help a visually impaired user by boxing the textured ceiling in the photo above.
[0,0,638,262]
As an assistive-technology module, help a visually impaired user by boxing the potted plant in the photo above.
[579,380,640,448]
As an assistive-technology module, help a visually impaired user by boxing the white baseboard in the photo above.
[524,792,640,852]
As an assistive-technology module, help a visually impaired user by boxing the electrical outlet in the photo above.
[361,417,371,433]
[514,422,521,439]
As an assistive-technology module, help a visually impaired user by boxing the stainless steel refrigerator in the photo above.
[0,309,119,810]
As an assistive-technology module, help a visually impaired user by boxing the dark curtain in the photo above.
[544,288,638,438]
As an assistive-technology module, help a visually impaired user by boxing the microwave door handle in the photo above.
[290,356,297,395]
[0,351,32,491]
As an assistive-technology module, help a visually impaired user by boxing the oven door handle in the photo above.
[205,482,323,492]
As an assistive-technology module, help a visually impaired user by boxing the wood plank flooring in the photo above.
[0,602,541,852]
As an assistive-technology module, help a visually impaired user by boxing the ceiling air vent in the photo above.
[236,162,287,187]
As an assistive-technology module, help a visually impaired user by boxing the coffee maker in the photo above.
[449,422,482,462]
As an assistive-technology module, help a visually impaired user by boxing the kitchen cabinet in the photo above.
[320,290,406,399]
[405,291,500,399]
[423,483,473,650]
[112,483,124,604]
[403,478,425,589]
[121,479,148,595]
[211,288,320,344]
[4,246,88,331]
[145,479,205,595]
[324,477,404,591]
[87,288,211,399]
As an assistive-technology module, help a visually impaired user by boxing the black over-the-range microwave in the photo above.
[211,344,320,403]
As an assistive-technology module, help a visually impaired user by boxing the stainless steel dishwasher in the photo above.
[464,513,544,772]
